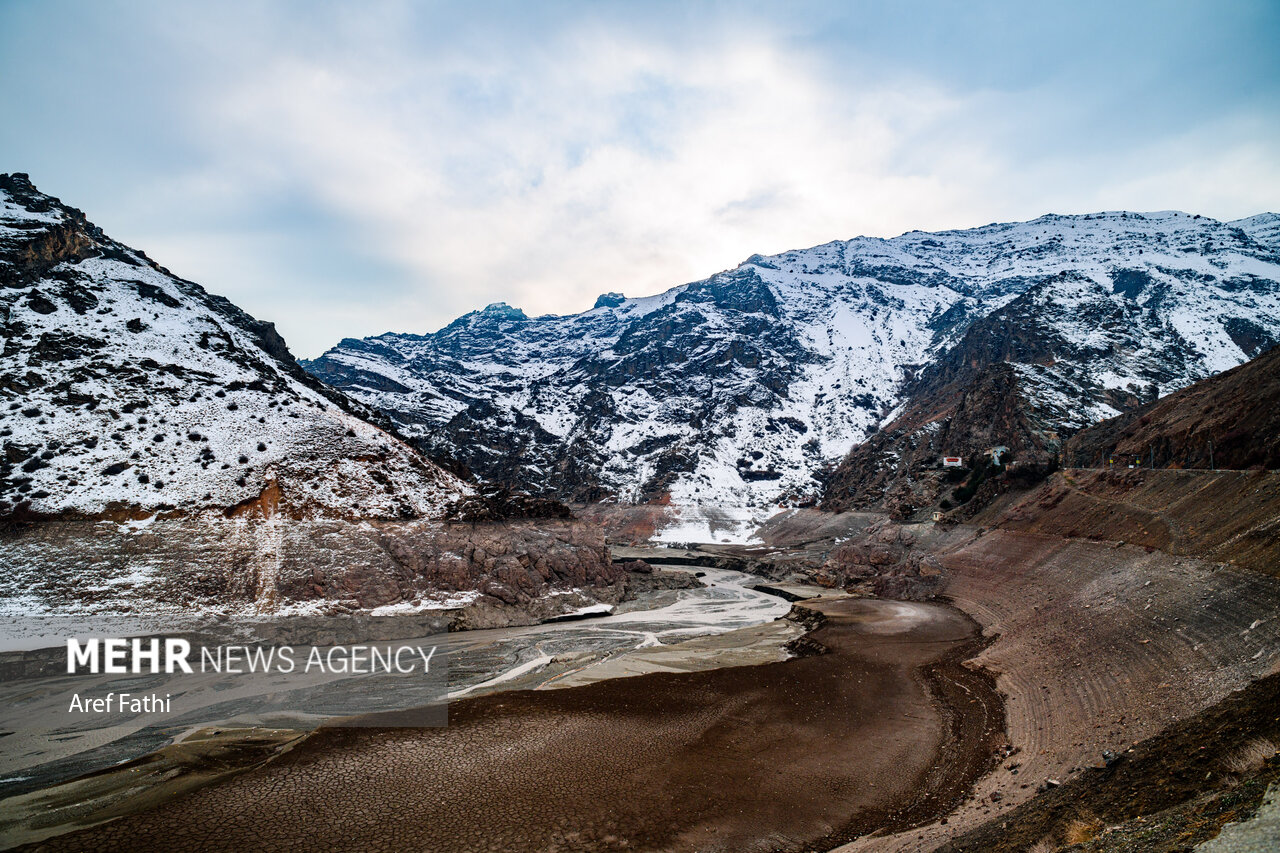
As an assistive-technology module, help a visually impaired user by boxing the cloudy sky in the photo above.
[3,1,1278,357]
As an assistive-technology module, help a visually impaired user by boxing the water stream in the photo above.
[0,565,790,798]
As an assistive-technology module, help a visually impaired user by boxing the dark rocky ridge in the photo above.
[820,361,1054,516]
[1062,343,1280,471]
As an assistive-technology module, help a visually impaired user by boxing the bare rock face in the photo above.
[815,522,943,600]
[0,515,619,644]
[620,565,707,602]
[869,552,945,601]
[821,352,1059,515]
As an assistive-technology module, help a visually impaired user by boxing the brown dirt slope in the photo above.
[1063,344,1280,471]
[973,468,1280,576]
[836,528,1280,853]
[938,672,1280,852]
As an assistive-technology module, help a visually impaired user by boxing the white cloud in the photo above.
[117,7,1280,356]
[161,26,994,351]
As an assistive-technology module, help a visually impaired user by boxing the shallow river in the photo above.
[0,566,789,797]
[447,566,791,696]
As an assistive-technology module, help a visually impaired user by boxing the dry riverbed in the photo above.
[5,597,1005,853]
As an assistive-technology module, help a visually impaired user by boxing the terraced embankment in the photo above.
[10,598,1004,853]
[939,670,1280,852]
[838,527,1280,852]
[976,469,1280,575]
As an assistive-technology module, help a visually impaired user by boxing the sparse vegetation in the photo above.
[1222,737,1278,775]
[1063,814,1103,845]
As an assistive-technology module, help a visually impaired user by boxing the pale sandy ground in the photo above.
[530,609,808,689]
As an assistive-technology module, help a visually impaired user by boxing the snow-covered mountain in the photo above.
[309,210,1280,528]
[0,173,466,519]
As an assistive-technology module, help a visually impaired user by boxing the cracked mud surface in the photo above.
[13,598,1003,853]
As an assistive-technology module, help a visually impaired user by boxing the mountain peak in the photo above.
[309,207,1280,538]
[480,302,527,319]
[1232,212,1280,249]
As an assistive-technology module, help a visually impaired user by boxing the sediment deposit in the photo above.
[11,598,1003,853]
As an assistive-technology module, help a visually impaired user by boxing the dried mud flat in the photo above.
[9,598,1004,853]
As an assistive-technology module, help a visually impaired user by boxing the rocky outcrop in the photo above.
[813,521,944,600]
[618,561,705,589]
[368,520,616,609]
[0,515,621,643]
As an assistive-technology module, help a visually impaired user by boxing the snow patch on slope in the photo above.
[308,209,1280,534]
[0,176,467,518]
